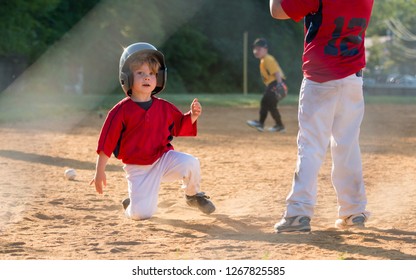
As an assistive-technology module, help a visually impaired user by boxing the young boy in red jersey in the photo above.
[90,42,215,220]
[247,38,287,133]
[270,0,373,232]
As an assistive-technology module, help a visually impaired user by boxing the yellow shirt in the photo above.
[260,54,286,86]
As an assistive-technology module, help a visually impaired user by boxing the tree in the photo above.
[366,0,416,79]
[0,0,100,92]
[0,0,99,60]
[161,0,303,93]
[13,1,416,93]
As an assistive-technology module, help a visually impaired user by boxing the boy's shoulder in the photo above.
[109,96,132,111]
[152,96,177,107]
[264,53,277,61]
[112,96,131,105]
[263,54,279,67]
[152,96,182,113]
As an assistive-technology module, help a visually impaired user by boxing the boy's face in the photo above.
[253,46,267,59]
[131,63,157,97]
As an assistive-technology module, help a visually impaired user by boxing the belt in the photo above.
[356,70,363,77]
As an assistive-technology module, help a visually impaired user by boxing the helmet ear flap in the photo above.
[119,72,130,96]
[155,67,167,94]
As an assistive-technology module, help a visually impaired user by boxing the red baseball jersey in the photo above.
[281,0,374,82]
[97,96,197,165]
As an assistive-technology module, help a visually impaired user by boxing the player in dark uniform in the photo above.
[270,0,374,232]
[247,38,287,133]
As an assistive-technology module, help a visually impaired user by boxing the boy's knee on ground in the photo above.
[127,203,157,220]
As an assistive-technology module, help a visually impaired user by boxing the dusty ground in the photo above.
[0,101,415,260]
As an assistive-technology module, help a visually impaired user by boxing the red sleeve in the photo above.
[168,103,197,137]
[176,111,197,136]
[96,99,127,157]
[281,0,320,22]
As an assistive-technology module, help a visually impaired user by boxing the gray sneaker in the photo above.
[335,213,368,229]
[268,125,286,133]
[246,120,264,132]
[274,216,311,233]
[186,192,216,215]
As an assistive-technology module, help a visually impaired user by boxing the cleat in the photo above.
[274,216,311,233]
[268,125,286,133]
[335,213,368,229]
[122,198,130,210]
[186,192,216,215]
[246,120,264,132]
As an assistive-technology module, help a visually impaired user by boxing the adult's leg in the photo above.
[330,74,369,218]
[285,78,339,218]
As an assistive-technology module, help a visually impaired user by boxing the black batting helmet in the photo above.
[252,38,268,48]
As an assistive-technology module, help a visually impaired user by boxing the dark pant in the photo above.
[259,81,283,126]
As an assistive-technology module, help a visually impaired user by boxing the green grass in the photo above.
[363,94,416,104]
[1,91,416,123]
[98,92,299,109]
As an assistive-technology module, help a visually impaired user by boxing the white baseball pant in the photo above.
[123,150,200,220]
[285,73,369,219]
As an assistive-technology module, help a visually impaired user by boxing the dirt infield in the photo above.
[0,102,415,260]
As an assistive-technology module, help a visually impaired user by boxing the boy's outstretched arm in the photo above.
[90,151,109,194]
[190,98,202,124]
[270,0,290,19]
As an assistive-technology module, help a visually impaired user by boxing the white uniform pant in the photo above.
[285,74,369,219]
[123,150,200,220]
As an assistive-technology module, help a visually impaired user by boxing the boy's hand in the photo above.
[191,98,202,123]
[90,151,109,194]
[89,171,106,194]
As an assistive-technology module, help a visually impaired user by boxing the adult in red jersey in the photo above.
[90,42,215,220]
[270,0,374,232]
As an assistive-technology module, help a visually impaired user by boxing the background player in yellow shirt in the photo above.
[247,38,287,132]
